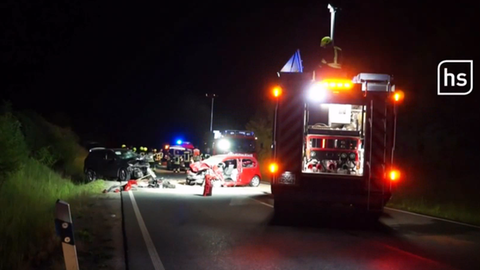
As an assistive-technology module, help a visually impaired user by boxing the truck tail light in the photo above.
[269,163,278,173]
[389,170,400,181]
[391,90,405,103]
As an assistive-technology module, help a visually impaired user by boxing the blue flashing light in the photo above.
[176,140,182,145]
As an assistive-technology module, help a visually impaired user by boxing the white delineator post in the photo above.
[55,199,79,270]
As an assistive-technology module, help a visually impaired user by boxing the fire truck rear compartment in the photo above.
[303,103,365,176]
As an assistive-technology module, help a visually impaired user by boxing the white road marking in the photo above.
[250,198,273,208]
[128,191,166,270]
[385,207,480,229]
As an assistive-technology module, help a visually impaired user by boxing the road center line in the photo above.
[128,191,166,270]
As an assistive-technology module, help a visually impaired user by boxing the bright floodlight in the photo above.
[218,139,231,151]
[308,83,327,102]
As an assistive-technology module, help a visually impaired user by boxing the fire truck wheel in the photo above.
[249,176,261,187]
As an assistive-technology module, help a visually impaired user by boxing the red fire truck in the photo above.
[212,130,257,158]
[269,72,404,217]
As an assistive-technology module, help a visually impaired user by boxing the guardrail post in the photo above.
[55,199,79,270]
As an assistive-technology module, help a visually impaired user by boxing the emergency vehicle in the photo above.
[211,130,257,158]
[269,70,404,217]
[166,142,195,171]
[268,3,404,218]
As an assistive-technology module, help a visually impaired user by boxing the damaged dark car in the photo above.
[84,147,150,182]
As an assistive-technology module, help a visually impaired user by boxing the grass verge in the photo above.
[386,167,480,226]
[387,198,480,226]
[0,158,105,270]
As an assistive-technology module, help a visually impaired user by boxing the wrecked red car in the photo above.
[186,154,262,187]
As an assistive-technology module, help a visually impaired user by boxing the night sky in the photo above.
[2,0,479,149]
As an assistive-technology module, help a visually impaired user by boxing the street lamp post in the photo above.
[205,93,217,132]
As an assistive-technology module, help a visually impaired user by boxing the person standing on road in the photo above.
[173,155,181,173]
[202,165,224,196]
[203,172,213,196]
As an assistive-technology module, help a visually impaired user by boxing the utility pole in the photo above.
[205,93,217,132]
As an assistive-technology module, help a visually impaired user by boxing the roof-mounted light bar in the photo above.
[320,79,353,91]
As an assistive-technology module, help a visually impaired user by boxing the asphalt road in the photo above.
[121,169,480,270]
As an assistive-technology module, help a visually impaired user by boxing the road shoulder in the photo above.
[72,182,126,270]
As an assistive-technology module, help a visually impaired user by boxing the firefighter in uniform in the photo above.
[172,155,182,173]
[147,150,155,169]
[317,36,344,79]
[154,149,163,168]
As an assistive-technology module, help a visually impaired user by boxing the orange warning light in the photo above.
[392,90,405,103]
[389,170,400,181]
[269,163,278,173]
[272,86,282,98]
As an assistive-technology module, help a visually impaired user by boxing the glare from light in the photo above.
[392,90,405,103]
[308,83,327,102]
[217,139,231,151]
[272,86,282,98]
[269,163,278,173]
[389,170,400,181]
[176,140,182,144]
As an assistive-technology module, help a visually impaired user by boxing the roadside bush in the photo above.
[0,111,28,188]
[15,110,87,182]
[47,122,87,181]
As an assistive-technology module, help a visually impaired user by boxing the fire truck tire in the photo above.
[249,176,261,187]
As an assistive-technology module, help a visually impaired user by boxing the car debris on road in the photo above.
[102,178,177,193]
